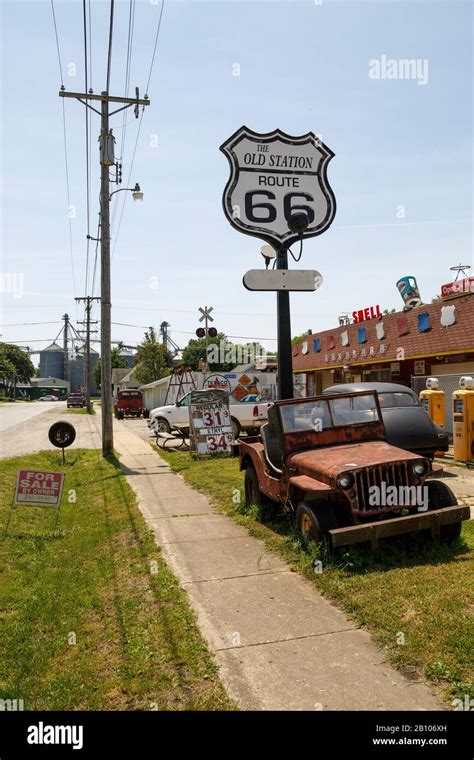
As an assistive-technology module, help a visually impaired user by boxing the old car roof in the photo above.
[323,382,416,395]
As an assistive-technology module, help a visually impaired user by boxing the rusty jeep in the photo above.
[239,391,469,549]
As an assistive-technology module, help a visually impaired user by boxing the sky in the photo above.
[1,0,472,364]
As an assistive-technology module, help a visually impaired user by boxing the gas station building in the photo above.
[292,294,474,396]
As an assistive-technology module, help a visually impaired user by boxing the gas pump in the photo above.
[420,378,446,457]
[452,376,474,463]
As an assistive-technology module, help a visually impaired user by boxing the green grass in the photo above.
[159,450,474,706]
[65,407,95,415]
[0,449,234,711]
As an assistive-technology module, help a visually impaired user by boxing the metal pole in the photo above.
[276,247,294,399]
[85,299,91,413]
[100,92,113,456]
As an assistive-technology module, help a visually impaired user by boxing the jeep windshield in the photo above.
[279,392,381,433]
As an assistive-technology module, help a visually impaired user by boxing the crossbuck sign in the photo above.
[220,126,336,249]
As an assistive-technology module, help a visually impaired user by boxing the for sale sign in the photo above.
[14,470,64,507]
[188,389,235,456]
[220,126,336,249]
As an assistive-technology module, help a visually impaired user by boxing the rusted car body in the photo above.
[114,390,150,420]
[239,391,468,549]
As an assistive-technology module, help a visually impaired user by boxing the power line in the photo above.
[145,0,166,94]
[106,0,115,93]
[50,0,77,298]
[50,0,63,87]
[83,0,91,296]
[111,0,166,258]
[0,321,62,327]
[110,322,277,342]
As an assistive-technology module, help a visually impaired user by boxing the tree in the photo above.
[182,332,236,372]
[292,333,309,345]
[94,347,128,390]
[0,343,35,395]
[133,328,173,385]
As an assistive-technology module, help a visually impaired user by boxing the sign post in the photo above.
[220,126,336,399]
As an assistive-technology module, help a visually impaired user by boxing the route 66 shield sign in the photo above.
[220,126,336,249]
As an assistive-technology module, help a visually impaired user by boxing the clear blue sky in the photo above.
[1,0,472,362]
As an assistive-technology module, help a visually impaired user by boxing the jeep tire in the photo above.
[296,500,338,546]
[426,480,461,542]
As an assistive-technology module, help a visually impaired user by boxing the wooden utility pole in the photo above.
[60,88,150,456]
[76,296,100,413]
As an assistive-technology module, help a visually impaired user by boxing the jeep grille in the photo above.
[352,463,411,513]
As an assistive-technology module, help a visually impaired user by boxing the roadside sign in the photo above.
[14,470,64,507]
[203,374,232,392]
[220,126,336,248]
[243,269,323,292]
[188,389,234,456]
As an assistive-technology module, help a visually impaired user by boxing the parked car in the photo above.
[149,391,269,437]
[323,382,449,459]
[39,395,60,402]
[240,391,468,549]
[114,389,149,420]
[67,393,85,408]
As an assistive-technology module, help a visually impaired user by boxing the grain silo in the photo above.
[39,342,65,380]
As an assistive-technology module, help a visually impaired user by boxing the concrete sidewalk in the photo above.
[109,420,442,711]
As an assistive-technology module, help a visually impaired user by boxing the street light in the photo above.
[260,244,277,269]
[109,182,143,202]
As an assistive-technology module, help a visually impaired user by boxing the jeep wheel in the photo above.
[243,466,275,520]
[296,500,338,547]
[154,417,171,434]
[426,480,461,542]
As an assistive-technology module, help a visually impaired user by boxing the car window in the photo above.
[177,393,191,407]
[279,400,332,433]
[377,392,418,408]
[330,395,379,425]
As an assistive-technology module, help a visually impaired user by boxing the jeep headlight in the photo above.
[412,461,427,476]
[337,472,355,490]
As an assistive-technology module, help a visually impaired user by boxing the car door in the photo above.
[172,393,192,427]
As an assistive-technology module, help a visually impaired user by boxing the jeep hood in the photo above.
[288,440,421,480]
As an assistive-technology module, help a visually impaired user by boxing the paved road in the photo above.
[0,401,67,433]
[0,402,101,459]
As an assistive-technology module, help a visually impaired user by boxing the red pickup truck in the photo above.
[114,390,150,420]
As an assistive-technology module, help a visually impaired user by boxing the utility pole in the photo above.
[60,88,150,456]
[76,296,100,413]
[62,313,70,387]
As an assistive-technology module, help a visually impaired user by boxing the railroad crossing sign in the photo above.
[199,306,214,323]
[220,126,336,249]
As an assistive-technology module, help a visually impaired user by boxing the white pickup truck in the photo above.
[149,392,269,437]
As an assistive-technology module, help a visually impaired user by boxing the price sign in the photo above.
[189,389,235,457]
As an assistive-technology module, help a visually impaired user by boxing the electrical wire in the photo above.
[83,0,91,297]
[111,0,166,259]
[111,0,136,234]
[110,323,277,342]
[289,237,304,263]
[0,322,62,327]
[106,0,115,93]
[50,0,63,88]
[50,0,77,298]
